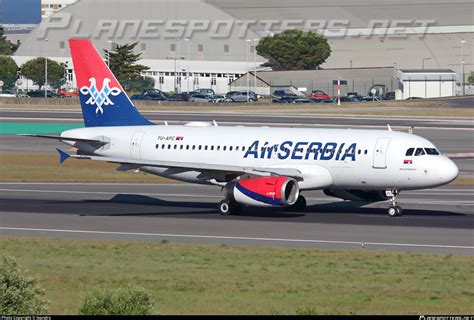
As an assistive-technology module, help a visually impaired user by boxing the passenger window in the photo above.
[211,146,214,151]
[406,148,414,156]
[186,145,190,150]
[180,145,184,150]
[364,150,368,155]
[205,146,208,151]
[192,145,196,150]
[223,146,227,151]
[217,146,221,151]
[236,146,239,151]
[415,148,425,156]
[168,145,171,149]
[198,145,202,150]
[174,145,177,150]
[242,146,246,151]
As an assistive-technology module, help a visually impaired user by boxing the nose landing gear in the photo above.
[386,189,402,217]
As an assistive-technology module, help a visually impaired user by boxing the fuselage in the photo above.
[62,124,459,191]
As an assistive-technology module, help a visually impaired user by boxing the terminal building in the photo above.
[11,0,474,95]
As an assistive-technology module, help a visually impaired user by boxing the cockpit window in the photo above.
[405,148,414,156]
[415,148,425,156]
[425,148,440,155]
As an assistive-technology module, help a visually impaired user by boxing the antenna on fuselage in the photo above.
[387,124,393,131]
[213,120,218,127]
[408,126,415,134]
[164,121,169,126]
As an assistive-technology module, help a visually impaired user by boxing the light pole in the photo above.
[246,39,251,103]
[422,57,431,69]
[166,56,185,93]
[176,38,181,93]
[44,38,48,98]
[253,39,258,97]
[185,38,190,95]
[461,39,466,96]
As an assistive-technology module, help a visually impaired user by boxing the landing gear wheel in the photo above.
[218,200,231,216]
[218,200,242,216]
[290,195,307,212]
[388,206,403,217]
[386,189,402,217]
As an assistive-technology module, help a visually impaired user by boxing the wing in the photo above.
[70,154,304,180]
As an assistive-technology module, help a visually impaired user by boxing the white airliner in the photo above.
[24,39,459,217]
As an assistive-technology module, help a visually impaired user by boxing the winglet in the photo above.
[56,148,71,164]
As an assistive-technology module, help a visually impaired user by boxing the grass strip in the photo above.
[1,236,472,315]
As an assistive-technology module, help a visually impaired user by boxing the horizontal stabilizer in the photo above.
[19,134,107,144]
[56,148,71,164]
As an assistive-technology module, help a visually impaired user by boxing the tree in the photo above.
[0,56,19,90]
[104,42,149,85]
[0,25,12,55]
[123,76,155,95]
[468,72,474,85]
[79,286,154,315]
[0,255,49,314]
[256,30,331,71]
[20,57,65,89]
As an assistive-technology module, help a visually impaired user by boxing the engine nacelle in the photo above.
[226,177,300,207]
[323,189,389,202]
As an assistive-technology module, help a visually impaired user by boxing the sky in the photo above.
[0,0,41,24]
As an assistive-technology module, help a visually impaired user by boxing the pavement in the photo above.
[0,183,472,255]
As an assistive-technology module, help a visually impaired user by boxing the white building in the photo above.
[12,0,473,94]
[397,69,457,99]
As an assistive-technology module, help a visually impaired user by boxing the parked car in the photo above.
[196,88,215,96]
[272,90,298,102]
[0,90,18,98]
[166,93,191,101]
[27,90,62,98]
[362,96,382,102]
[57,88,79,97]
[384,91,396,100]
[339,96,362,103]
[346,92,363,99]
[310,90,331,100]
[210,95,232,103]
[406,96,423,100]
[130,94,154,101]
[228,91,257,102]
[144,89,166,96]
[189,94,213,103]
[273,96,298,103]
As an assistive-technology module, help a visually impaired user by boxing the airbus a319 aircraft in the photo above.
[24,39,459,217]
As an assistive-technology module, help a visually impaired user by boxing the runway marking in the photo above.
[0,188,472,204]
[1,227,473,251]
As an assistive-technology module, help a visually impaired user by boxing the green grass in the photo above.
[1,237,473,315]
[0,152,172,183]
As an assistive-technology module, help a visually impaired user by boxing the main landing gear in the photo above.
[218,199,242,216]
[386,189,402,217]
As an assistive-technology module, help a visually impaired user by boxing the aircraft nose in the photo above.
[440,157,459,184]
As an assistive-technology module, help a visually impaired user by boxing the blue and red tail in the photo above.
[69,39,153,127]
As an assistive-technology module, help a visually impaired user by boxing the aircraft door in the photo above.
[130,131,146,160]
[373,137,391,169]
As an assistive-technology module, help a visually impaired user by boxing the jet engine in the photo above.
[226,177,300,207]
[323,189,389,202]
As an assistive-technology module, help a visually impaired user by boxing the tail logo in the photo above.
[80,78,121,114]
